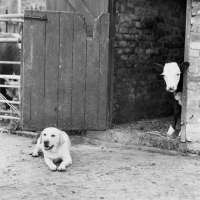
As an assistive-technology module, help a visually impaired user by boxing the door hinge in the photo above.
[24,15,48,21]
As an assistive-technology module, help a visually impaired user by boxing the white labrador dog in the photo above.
[32,127,72,171]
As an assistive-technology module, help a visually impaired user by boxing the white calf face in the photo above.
[161,62,181,92]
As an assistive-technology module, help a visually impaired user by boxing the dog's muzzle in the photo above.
[43,141,54,151]
[44,145,54,151]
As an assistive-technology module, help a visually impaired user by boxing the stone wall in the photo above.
[113,0,187,124]
[186,0,200,147]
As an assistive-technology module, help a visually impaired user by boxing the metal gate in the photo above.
[21,10,110,131]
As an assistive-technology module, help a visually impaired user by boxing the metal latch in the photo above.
[24,15,48,21]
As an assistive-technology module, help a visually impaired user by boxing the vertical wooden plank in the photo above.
[44,11,60,127]
[85,18,100,129]
[98,14,109,130]
[46,0,56,10]
[72,13,86,129]
[30,10,46,130]
[68,0,94,25]
[181,0,192,142]
[58,12,74,129]
[55,0,68,11]
[83,0,100,18]
[66,0,75,12]
[21,10,32,130]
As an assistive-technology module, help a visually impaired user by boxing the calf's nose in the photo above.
[167,86,175,91]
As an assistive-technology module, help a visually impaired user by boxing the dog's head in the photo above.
[39,127,65,151]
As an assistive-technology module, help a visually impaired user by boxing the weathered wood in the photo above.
[46,0,56,10]
[72,13,86,129]
[22,10,110,131]
[85,18,100,129]
[21,9,32,130]
[30,10,46,130]
[66,1,75,12]
[44,11,60,127]
[98,14,109,130]
[58,12,74,129]
[55,0,68,11]
[101,0,109,13]
[83,0,100,18]
[108,0,115,128]
[68,0,94,25]
[181,0,192,142]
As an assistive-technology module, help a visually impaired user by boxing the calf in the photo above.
[156,62,190,136]
[0,33,21,104]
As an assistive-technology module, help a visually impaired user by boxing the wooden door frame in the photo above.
[107,0,115,128]
[181,0,192,142]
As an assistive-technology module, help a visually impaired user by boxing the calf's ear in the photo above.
[154,63,164,68]
[179,62,190,71]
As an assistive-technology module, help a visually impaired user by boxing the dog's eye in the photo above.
[44,133,46,136]
[51,134,55,137]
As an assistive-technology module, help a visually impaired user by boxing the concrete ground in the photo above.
[1,131,200,200]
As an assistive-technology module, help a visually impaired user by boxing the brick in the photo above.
[186,124,200,142]
[189,57,199,66]
[189,49,200,57]
[192,6,200,16]
[191,16,200,24]
[188,66,199,74]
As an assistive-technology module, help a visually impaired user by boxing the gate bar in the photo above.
[0,14,24,18]
[0,19,24,23]
[0,109,16,114]
[0,100,20,104]
[0,75,20,79]
[0,85,20,88]
[0,115,20,120]
[0,61,21,65]
[0,38,21,43]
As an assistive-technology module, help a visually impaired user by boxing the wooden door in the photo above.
[21,10,110,131]
[46,0,109,36]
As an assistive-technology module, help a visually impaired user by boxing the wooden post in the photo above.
[181,0,192,142]
[107,0,115,128]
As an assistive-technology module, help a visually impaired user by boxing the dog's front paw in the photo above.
[32,151,39,157]
[57,164,66,172]
[49,164,57,171]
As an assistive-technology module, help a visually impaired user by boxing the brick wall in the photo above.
[186,0,200,144]
[113,0,187,124]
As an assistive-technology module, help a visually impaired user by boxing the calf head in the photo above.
[4,79,20,101]
[155,62,189,93]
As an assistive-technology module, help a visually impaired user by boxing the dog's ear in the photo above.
[59,131,65,145]
[179,62,190,71]
[39,132,43,144]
